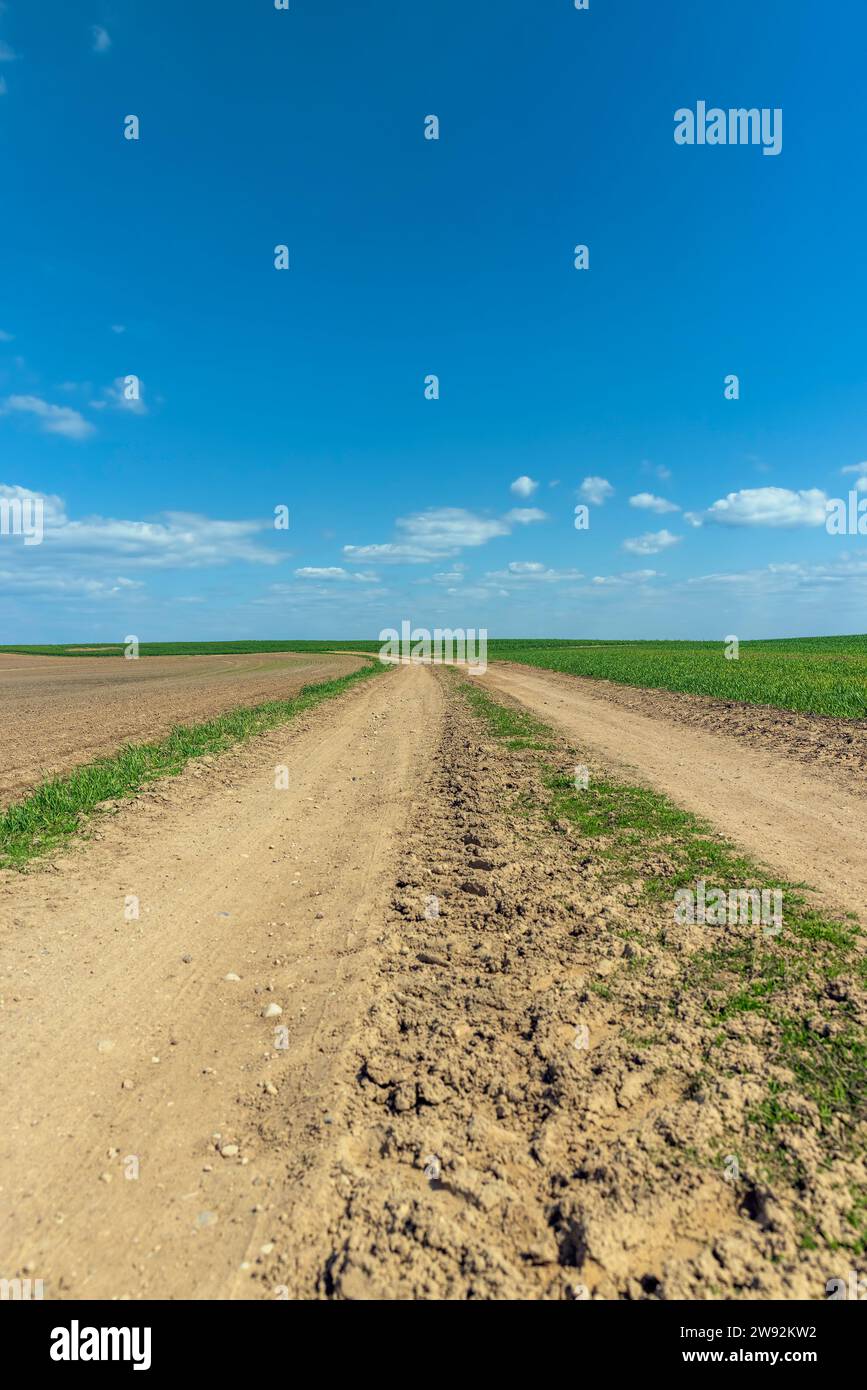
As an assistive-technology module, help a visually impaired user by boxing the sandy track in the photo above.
[0,663,439,1299]
[0,664,863,1300]
[0,651,364,806]
[481,663,867,919]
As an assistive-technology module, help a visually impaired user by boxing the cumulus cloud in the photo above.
[91,25,111,53]
[1,394,95,440]
[0,484,280,569]
[629,492,680,514]
[343,505,546,564]
[622,528,681,556]
[684,487,827,529]
[578,476,614,506]
[510,475,538,498]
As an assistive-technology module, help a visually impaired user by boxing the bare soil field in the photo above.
[0,663,863,1300]
[482,662,867,921]
[0,651,365,806]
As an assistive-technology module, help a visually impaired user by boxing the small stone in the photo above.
[219,1143,239,1159]
[263,1003,283,1018]
[121,1078,134,1090]
[224,973,241,982]
[461,881,488,897]
[181,954,192,964]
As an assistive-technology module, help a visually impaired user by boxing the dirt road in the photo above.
[0,662,863,1300]
[0,663,439,1299]
[481,662,867,919]
[0,651,365,806]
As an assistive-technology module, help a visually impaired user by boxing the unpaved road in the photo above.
[481,662,867,919]
[0,651,364,806]
[0,662,864,1300]
[0,663,438,1299]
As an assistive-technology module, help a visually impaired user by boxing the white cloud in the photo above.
[839,465,867,491]
[0,41,18,61]
[91,25,112,53]
[486,563,584,584]
[622,528,681,556]
[0,568,144,599]
[641,459,671,482]
[343,505,545,564]
[688,557,867,594]
[417,564,468,586]
[294,566,377,582]
[111,324,126,335]
[510,475,538,498]
[0,328,13,341]
[592,569,659,586]
[629,492,680,514]
[684,487,827,529]
[0,75,7,96]
[578,476,614,506]
[0,484,280,569]
[1,394,95,440]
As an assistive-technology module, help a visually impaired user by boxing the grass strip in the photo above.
[0,660,386,870]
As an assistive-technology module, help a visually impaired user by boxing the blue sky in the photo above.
[1,0,866,642]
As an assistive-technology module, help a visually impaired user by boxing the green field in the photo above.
[3,634,866,718]
[491,636,867,719]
